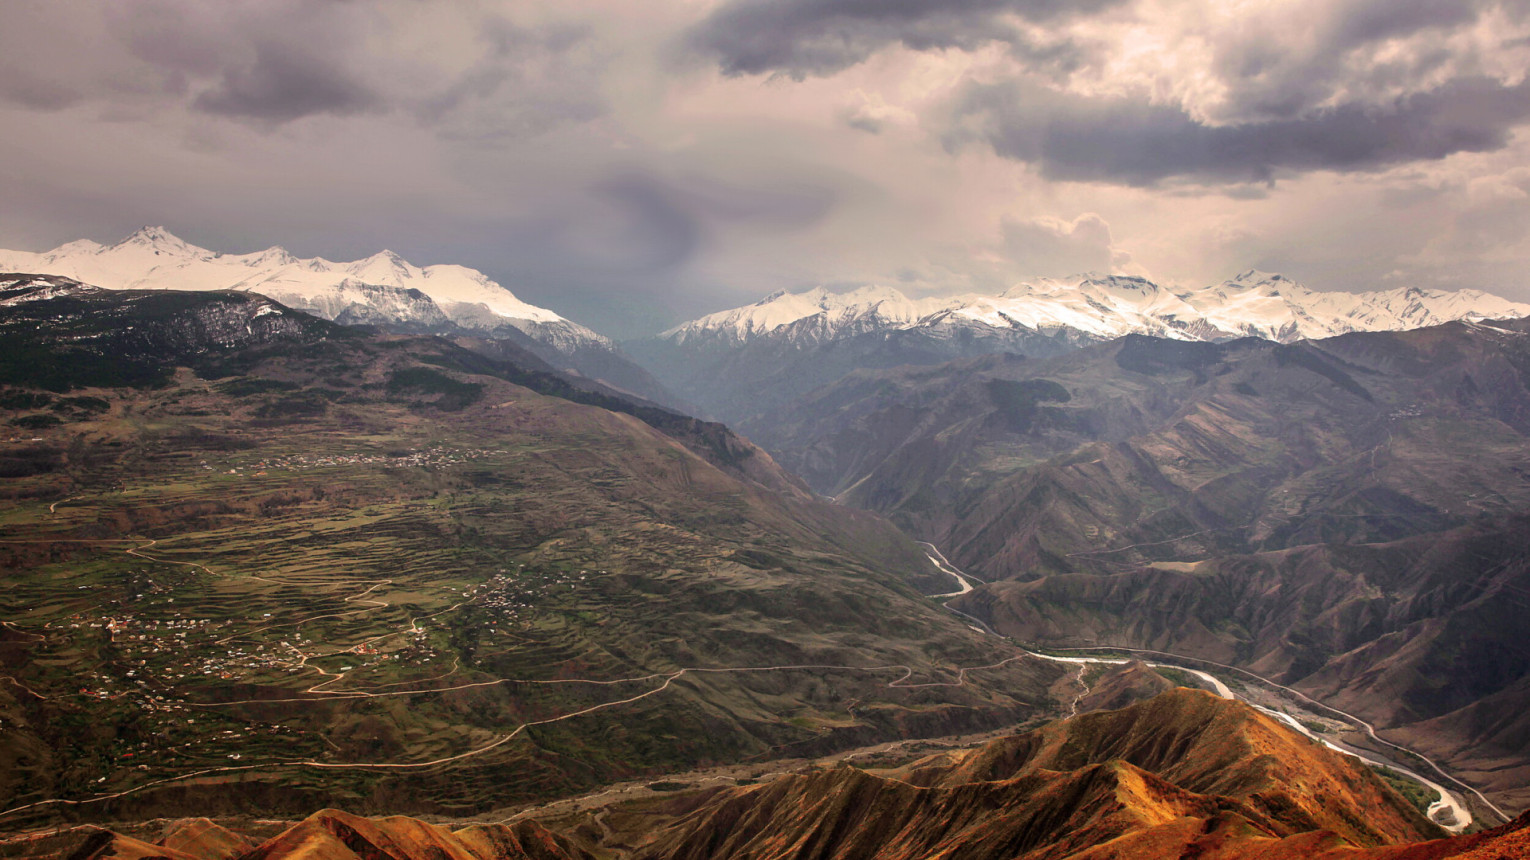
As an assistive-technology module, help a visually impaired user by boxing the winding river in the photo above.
[920,545,1483,833]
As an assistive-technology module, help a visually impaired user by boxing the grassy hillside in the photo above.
[0,278,1060,827]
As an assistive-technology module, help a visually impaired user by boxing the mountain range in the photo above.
[632,275,1530,423]
[4,231,1530,851]
[8,229,1527,424]
[667,274,1530,347]
[747,320,1530,815]
[0,228,672,404]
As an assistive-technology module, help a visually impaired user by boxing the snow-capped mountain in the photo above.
[0,228,684,405]
[664,285,952,346]
[0,226,605,351]
[663,272,1530,348]
[636,271,1530,424]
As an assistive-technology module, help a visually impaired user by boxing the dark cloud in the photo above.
[0,2,607,133]
[1330,0,1489,48]
[1199,0,1505,124]
[685,0,1122,78]
[950,75,1530,185]
[192,40,381,122]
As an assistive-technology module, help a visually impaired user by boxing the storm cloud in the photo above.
[0,2,608,133]
[192,41,381,122]
[951,74,1530,185]
[1,0,1529,337]
[685,0,1123,77]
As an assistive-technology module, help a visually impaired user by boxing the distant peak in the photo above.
[840,284,909,303]
[341,248,414,276]
[1081,273,1155,291]
[121,225,191,248]
[1233,269,1287,285]
[51,238,104,255]
[241,245,296,266]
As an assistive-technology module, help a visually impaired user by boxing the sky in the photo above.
[2,0,1529,339]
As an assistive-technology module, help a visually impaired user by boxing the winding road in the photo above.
[0,528,1505,834]
[0,641,1042,823]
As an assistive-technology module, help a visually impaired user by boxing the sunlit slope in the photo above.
[622,690,1442,859]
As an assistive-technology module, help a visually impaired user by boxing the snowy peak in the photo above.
[665,274,1530,349]
[229,246,299,268]
[0,229,604,350]
[115,225,209,259]
[346,249,414,283]
[119,225,188,247]
[663,284,953,345]
[1230,269,1290,286]
[48,239,105,257]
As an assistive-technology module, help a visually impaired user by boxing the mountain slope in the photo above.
[35,810,592,860]
[0,278,1060,828]
[622,689,1440,859]
[751,319,1530,815]
[238,809,592,860]
[760,322,1530,570]
[632,274,1530,423]
[19,691,1530,859]
[0,229,674,405]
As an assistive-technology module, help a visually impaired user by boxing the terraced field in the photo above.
[0,292,1061,828]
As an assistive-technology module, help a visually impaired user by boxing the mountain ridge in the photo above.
[0,229,676,405]
[662,274,1530,348]
[28,688,1530,860]
[630,274,1530,424]
[593,689,1451,859]
[745,316,1530,815]
[0,277,1061,826]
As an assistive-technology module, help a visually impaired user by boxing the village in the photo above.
[223,446,511,474]
[1,503,623,801]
